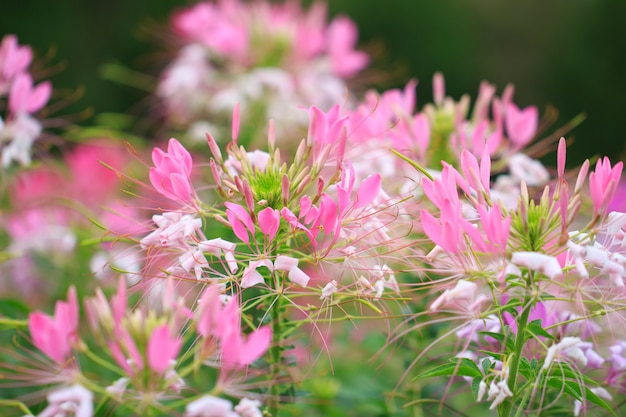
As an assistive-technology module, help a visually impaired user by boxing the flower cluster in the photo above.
[10,278,271,416]
[2,1,626,417]
[0,34,52,167]
[157,0,368,145]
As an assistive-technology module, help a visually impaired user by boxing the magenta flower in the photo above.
[608,179,626,213]
[0,34,32,92]
[147,324,183,374]
[196,285,272,368]
[505,101,538,149]
[221,323,272,369]
[28,286,79,365]
[225,202,255,244]
[8,72,51,114]
[149,138,197,206]
[327,16,369,78]
[258,207,280,241]
[589,157,623,217]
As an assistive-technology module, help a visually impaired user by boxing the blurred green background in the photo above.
[2,0,625,164]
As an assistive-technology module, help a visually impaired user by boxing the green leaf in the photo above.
[517,357,534,380]
[549,362,597,387]
[545,377,616,416]
[0,298,30,318]
[471,377,482,400]
[525,319,556,341]
[582,387,617,416]
[481,358,493,374]
[414,358,482,380]
[478,330,514,351]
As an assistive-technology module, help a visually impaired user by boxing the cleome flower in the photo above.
[0,34,53,167]
[157,0,368,145]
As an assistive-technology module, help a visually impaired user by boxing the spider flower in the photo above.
[158,0,368,145]
[0,34,53,167]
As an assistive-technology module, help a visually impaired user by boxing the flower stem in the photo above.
[499,292,532,417]
[268,293,285,416]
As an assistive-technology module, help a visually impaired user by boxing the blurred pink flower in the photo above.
[149,138,197,206]
[28,286,79,365]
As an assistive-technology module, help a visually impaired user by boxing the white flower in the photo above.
[185,395,238,417]
[234,398,263,417]
[38,385,93,417]
[274,255,310,287]
[511,251,563,279]
[487,379,513,410]
[508,153,550,186]
[542,337,586,371]
[430,279,477,311]
[320,280,338,299]
[105,378,129,401]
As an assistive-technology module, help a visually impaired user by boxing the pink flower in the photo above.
[327,16,369,78]
[172,2,248,60]
[0,34,32,91]
[589,157,623,217]
[505,101,538,148]
[241,259,273,288]
[221,315,272,368]
[149,138,197,206]
[225,202,255,244]
[8,72,51,114]
[608,179,626,213]
[28,286,79,365]
[258,207,280,241]
[196,286,271,368]
[147,324,183,374]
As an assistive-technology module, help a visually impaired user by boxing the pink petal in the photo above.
[354,174,381,209]
[258,207,280,241]
[505,102,538,147]
[147,325,182,374]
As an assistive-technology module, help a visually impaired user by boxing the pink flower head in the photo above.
[8,72,52,114]
[505,101,538,149]
[172,2,248,60]
[28,286,79,365]
[65,140,130,207]
[589,157,623,217]
[149,138,197,206]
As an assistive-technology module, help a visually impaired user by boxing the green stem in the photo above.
[0,400,31,414]
[268,293,285,416]
[0,317,28,327]
[499,293,533,417]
